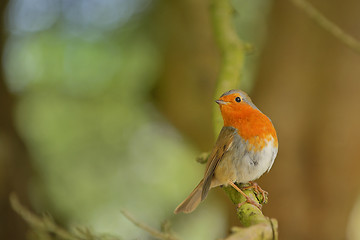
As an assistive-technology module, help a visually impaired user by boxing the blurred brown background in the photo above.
[1,0,360,239]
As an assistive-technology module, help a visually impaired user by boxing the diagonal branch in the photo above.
[290,0,360,53]
[121,210,179,240]
[10,193,121,240]
[10,193,83,240]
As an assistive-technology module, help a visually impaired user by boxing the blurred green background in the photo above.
[1,0,360,240]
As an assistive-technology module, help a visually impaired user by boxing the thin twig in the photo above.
[10,193,82,240]
[290,0,360,53]
[121,210,179,240]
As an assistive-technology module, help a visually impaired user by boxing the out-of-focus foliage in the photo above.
[3,0,230,239]
[4,0,360,239]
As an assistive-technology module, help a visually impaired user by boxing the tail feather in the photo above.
[174,180,204,214]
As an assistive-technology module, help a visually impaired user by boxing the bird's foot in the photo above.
[229,181,263,210]
[237,196,262,210]
[241,181,268,204]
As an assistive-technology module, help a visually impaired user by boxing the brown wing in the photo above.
[201,126,237,200]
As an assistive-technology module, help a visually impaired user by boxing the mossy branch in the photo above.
[222,185,278,240]
[211,0,245,133]
[211,0,278,239]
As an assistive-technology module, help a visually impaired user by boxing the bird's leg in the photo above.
[228,181,262,210]
[241,181,268,204]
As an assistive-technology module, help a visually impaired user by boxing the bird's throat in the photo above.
[221,105,277,144]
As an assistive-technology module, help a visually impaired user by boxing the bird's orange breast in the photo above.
[221,104,278,151]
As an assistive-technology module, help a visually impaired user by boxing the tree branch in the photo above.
[10,193,120,240]
[121,210,179,240]
[289,0,360,53]
[211,0,245,133]
[211,0,278,239]
[10,193,81,240]
[222,185,278,240]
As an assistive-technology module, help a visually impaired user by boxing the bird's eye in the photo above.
[235,97,241,102]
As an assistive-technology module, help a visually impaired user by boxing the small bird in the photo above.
[174,89,278,214]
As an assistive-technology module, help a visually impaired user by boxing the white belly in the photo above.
[214,136,278,184]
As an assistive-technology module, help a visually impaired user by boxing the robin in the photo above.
[174,89,278,214]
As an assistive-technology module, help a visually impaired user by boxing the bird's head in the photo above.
[216,89,259,112]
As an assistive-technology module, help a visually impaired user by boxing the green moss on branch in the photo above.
[211,0,245,133]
